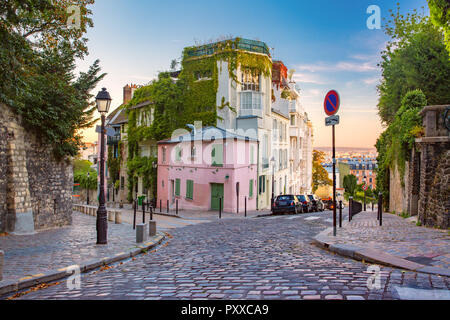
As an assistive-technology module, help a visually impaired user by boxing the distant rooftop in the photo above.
[184,38,271,58]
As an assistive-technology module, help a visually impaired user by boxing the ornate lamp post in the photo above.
[95,88,112,245]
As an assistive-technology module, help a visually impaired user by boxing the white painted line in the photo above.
[394,287,450,300]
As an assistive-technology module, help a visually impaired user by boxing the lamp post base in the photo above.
[96,206,108,245]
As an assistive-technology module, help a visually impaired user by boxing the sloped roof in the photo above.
[108,107,128,125]
[158,126,258,144]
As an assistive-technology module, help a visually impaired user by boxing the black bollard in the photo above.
[160,199,162,213]
[349,197,353,222]
[176,199,178,216]
[219,197,222,219]
[167,200,169,214]
[339,200,342,228]
[150,204,153,221]
[245,196,247,218]
[379,193,383,226]
[133,199,137,230]
[142,200,146,224]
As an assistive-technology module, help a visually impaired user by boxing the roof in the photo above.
[129,100,154,110]
[158,126,258,144]
[184,38,271,58]
[108,107,128,125]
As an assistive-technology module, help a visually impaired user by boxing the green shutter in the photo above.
[212,144,223,167]
[249,179,254,198]
[186,180,193,200]
[175,179,180,196]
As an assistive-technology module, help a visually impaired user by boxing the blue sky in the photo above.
[78,0,430,148]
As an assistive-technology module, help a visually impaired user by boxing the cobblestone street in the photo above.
[7,211,449,300]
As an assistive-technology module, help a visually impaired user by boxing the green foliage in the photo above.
[107,141,122,188]
[376,90,427,205]
[73,159,97,190]
[0,0,104,159]
[377,4,450,125]
[312,150,332,193]
[343,174,357,196]
[428,0,450,54]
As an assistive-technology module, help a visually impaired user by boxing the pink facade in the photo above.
[157,128,258,213]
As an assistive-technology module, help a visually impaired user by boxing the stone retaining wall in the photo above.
[0,104,72,233]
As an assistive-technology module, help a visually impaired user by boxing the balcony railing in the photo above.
[107,135,121,145]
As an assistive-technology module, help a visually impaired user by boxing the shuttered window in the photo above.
[249,179,254,198]
[186,180,194,200]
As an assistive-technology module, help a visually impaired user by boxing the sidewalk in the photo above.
[313,211,450,277]
[0,212,165,296]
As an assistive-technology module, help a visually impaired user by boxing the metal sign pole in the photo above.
[332,125,337,237]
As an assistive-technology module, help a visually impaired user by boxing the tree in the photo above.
[377,4,450,125]
[428,0,450,54]
[73,159,97,190]
[343,174,357,196]
[312,150,332,193]
[0,0,104,158]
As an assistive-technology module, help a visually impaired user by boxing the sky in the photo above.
[77,0,430,148]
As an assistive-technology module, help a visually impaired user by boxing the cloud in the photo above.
[363,77,380,85]
[296,60,377,73]
[292,72,327,84]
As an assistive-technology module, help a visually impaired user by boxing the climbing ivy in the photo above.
[124,38,272,201]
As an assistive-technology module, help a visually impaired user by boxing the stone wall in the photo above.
[0,104,72,233]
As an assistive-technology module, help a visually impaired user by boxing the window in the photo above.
[259,175,266,194]
[211,144,223,167]
[191,146,196,158]
[273,120,278,142]
[241,92,262,110]
[249,179,254,198]
[175,179,180,196]
[241,70,260,91]
[186,180,194,200]
[162,147,166,163]
[250,145,255,164]
[175,146,182,162]
[290,115,295,126]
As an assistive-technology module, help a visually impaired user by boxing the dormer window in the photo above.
[241,69,260,92]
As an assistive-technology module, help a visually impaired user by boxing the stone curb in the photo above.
[312,227,450,277]
[0,232,166,297]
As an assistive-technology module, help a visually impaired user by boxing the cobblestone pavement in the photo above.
[325,211,450,269]
[0,212,149,283]
[8,210,450,300]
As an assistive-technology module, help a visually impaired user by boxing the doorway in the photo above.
[211,183,224,210]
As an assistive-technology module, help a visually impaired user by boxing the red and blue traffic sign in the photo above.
[324,90,340,116]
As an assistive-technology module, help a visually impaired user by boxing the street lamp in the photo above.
[270,156,276,210]
[86,171,90,205]
[95,88,112,245]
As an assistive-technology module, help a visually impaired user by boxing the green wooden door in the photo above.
[211,183,224,211]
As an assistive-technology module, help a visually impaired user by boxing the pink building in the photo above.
[157,127,258,213]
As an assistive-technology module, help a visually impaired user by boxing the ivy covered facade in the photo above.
[103,38,314,211]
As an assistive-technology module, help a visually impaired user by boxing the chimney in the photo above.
[123,84,132,104]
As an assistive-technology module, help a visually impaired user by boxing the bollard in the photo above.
[133,199,137,230]
[115,211,122,224]
[176,199,178,216]
[108,211,114,222]
[149,221,156,237]
[219,198,222,219]
[0,250,4,281]
[245,196,247,218]
[150,205,153,221]
[379,193,383,226]
[167,200,169,214]
[372,202,374,212]
[136,223,148,243]
[160,200,162,213]
[142,200,146,224]
[349,197,353,222]
[339,200,342,228]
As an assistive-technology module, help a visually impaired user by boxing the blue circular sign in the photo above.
[324,90,340,116]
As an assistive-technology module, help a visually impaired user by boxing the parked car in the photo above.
[308,194,325,212]
[272,195,302,214]
[296,195,313,213]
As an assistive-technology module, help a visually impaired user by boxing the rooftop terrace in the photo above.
[184,38,271,58]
